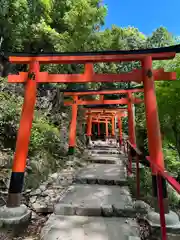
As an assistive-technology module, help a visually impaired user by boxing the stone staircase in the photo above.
[40,141,141,240]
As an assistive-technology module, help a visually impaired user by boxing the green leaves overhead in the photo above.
[146,27,174,48]
[0,0,107,53]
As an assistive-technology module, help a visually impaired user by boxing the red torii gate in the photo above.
[85,108,127,139]
[84,108,127,143]
[91,116,113,138]
[64,94,141,153]
[64,88,142,153]
[85,110,127,140]
[6,46,180,239]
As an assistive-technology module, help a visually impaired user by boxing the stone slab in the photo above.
[89,146,118,149]
[86,155,121,164]
[54,184,136,217]
[89,142,117,147]
[95,147,118,150]
[40,214,140,240]
[88,154,121,160]
[91,145,118,149]
[90,153,120,159]
[90,149,120,155]
[74,164,127,186]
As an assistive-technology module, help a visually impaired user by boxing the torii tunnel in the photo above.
[84,108,127,142]
[6,44,180,239]
[63,88,141,153]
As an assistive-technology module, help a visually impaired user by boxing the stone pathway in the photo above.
[74,164,127,185]
[40,141,141,240]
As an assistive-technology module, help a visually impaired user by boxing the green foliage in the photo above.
[29,115,68,165]
[163,142,180,172]
[128,168,153,204]
[0,79,22,149]
[146,27,175,48]
[0,0,107,53]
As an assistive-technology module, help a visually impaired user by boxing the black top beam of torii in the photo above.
[62,86,144,93]
[3,44,180,56]
[84,105,128,109]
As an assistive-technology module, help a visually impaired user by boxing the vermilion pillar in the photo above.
[7,61,39,207]
[105,119,109,138]
[127,92,136,175]
[68,96,78,155]
[128,92,136,144]
[118,115,123,146]
[142,56,168,213]
[111,116,115,137]
[97,122,100,136]
[100,95,104,101]
[87,115,92,136]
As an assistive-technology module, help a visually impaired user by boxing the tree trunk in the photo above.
[0,56,9,77]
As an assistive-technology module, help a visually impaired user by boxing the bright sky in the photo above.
[103,0,180,36]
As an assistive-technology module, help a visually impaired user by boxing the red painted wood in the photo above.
[69,96,78,147]
[142,56,165,174]
[128,92,136,145]
[9,52,175,64]
[12,61,38,172]
[8,69,176,83]
[64,97,142,106]
[64,88,144,96]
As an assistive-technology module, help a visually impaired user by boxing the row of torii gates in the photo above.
[64,88,142,154]
[4,45,180,239]
[84,106,127,142]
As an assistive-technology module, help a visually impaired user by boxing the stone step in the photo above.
[90,153,120,158]
[54,184,138,218]
[92,145,118,149]
[90,149,120,155]
[40,214,140,240]
[86,155,122,164]
[88,141,117,147]
[89,146,118,150]
[87,158,119,164]
[74,164,127,186]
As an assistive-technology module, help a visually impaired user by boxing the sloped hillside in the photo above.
[0,77,86,194]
